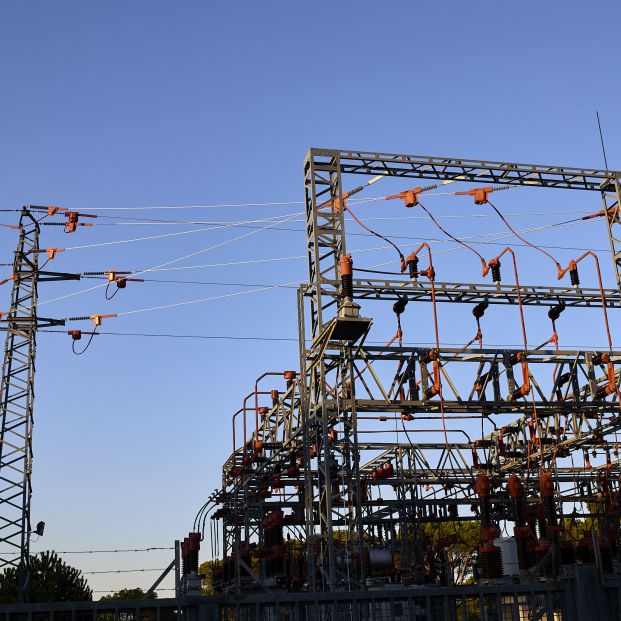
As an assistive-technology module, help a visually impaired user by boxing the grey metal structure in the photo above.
[0,207,77,597]
[209,148,621,606]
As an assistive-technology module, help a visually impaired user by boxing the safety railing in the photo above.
[2,577,621,621]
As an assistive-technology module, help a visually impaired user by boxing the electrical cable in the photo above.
[34,329,619,349]
[113,281,299,318]
[82,568,166,575]
[87,208,595,227]
[344,204,405,263]
[29,218,604,310]
[487,199,570,274]
[417,200,487,274]
[29,547,174,554]
[38,211,301,306]
[59,213,301,251]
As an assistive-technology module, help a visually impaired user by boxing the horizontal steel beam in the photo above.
[308,279,621,308]
[311,148,620,191]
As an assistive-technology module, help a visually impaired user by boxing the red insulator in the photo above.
[508,474,523,498]
[475,474,491,498]
[540,471,554,498]
[383,463,394,478]
[253,439,264,454]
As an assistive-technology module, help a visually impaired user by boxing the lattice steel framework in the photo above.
[0,209,40,586]
[0,207,76,598]
[210,150,621,598]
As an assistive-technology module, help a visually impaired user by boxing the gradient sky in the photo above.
[1,0,620,597]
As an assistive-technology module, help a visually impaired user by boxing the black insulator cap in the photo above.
[569,267,580,286]
[393,297,408,315]
[491,261,501,283]
[472,299,489,319]
[548,301,566,322]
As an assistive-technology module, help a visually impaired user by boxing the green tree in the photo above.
[0,551,92,603]
[101,588,157,601]
[422,521,480,584]
[200,560,221,596]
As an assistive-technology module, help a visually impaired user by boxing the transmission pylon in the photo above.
[0,206,78,598]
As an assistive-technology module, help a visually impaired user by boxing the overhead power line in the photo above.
[38,212,301,306]
[29,547,174,554]
[83,568,166,575]
[36,330,615,350]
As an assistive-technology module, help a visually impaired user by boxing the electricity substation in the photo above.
[4,148,621,620]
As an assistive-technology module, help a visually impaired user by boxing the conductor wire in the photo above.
[72,329,98,355]
[345,205,405,264]
[487,199,564,276]
[417,200,488,275]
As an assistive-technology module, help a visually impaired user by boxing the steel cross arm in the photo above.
[310,148,621,191]
[349,279,619,308]
[33,270,81,283]
[322,346,621,363]
[336,399,620,417]
[307,278,620,308]
[494,413,621,473]
[0,317,66,329]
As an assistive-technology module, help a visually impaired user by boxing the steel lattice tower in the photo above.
[0,206,78,598]
[0,208,41,593]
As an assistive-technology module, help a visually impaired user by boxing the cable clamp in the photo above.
[90,313,117,328]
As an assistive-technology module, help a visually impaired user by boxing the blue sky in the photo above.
[1,0,620,596]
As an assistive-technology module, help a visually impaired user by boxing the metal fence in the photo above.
[0,577,618,621]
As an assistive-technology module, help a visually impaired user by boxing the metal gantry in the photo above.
[207,148,621,604]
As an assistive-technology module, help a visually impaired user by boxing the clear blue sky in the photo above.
[1,0,620,597]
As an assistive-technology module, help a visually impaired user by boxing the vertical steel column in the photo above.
[601,176,621,293]
[0,208,40,597]
[303,149,346,589]
[297,287,317,589]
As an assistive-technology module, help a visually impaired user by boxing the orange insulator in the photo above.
[383,463,394,478]
[540,471,554,498]
[284,370,297,381]
[259,406,269,417]
[310,444,317,459]
[508,474,523,498]
[339,254,353,277]
[371,469,380,481]
[475,474,491,498]
[455,186,494,205]
[328,429,338,444]
[402,412,413,421]
[242,455,252,467]
[253,439,264,454]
